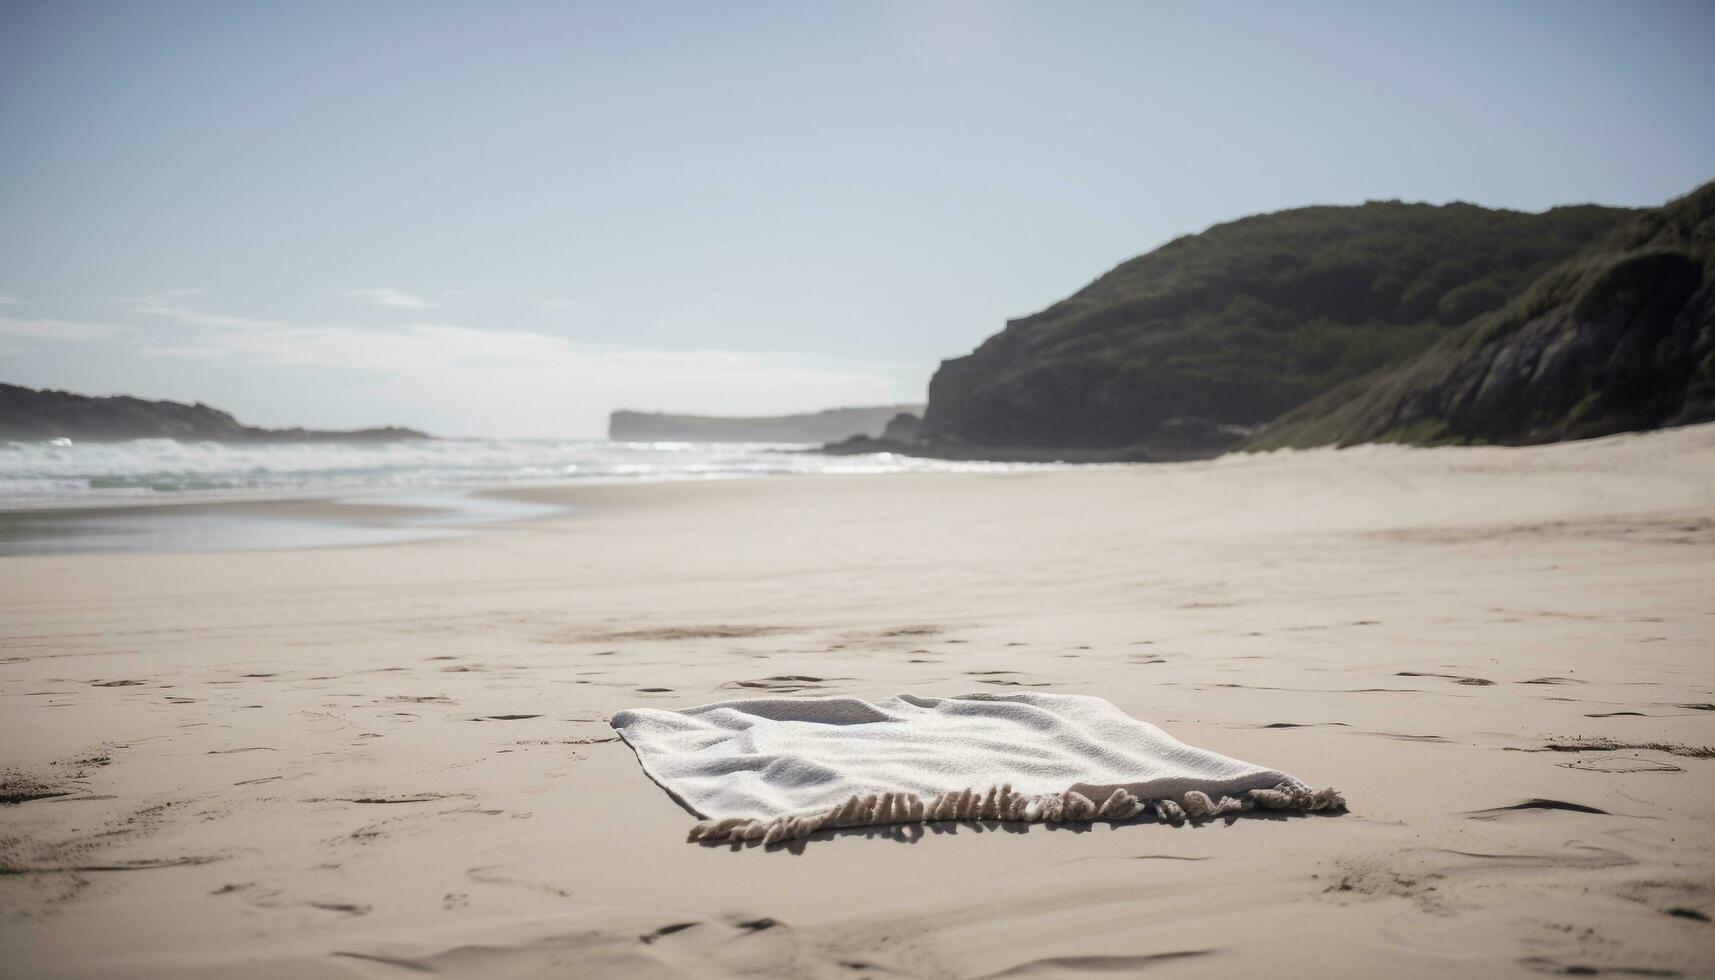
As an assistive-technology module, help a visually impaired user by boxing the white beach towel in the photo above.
[612,691,1344,844]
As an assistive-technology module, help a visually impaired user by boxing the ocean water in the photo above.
[0,437,1037,510]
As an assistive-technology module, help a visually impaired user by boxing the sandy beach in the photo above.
[3,425,1713,978]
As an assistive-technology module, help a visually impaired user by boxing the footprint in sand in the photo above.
[1521,956,1681,976]
[639,921,699,944]
[1464,799,1611,820]
[1667,907,1710,922]
[721,676,830,693]
[1543,738,1715,759]
[1354,731,1450,743]
[1396,671,1494,686]
[637,915,779,954]
[330,795,460,804]
[307,901,370,916]
[1560,757,1682,773]
[974,951,1214,978]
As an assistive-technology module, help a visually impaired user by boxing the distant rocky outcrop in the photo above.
[880,412,923,443]
[0,384,430,442]
[1250,179,1715,449]
[823,412,1248,463]
[819,433,1160,463]
[913,199,1634,459]
[609,405,924,443]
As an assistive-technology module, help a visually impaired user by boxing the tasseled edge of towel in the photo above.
[687,782,1346,845]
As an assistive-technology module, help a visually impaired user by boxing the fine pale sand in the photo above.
[3,426,1713,978]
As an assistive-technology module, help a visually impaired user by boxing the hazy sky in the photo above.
[3,1,1712,437]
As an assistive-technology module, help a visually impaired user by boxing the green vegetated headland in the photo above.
[1249,180,1715,449]
[872,178,1713,460]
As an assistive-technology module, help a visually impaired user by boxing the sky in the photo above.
[2,1,1713,438]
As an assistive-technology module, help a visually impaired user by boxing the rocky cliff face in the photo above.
[919,200,1634,456]
[1250,180,1715,449]
[0,384,429,442]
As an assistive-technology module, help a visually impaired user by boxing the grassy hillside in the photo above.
[922,200,1634,451]
[1249,179,1715,450]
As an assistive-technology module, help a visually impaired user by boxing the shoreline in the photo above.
[0,488,566,556]
[0,438,1052,536]
[0,422,1702,555]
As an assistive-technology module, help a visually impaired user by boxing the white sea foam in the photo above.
[0,437,1042,509]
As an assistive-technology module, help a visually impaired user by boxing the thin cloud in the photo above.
[130,305,285,331]
[342,288,439,311]
[115,288,208,305]
[0,316,131,341]
[129,304,916,436]
[0,292,17,305]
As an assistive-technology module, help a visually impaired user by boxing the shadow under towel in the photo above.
[611,691,1344,845]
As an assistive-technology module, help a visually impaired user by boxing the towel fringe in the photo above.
[687,782,1346,844]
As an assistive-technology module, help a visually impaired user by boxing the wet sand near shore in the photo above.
[0,490,562,555]
[2,425,1712,978]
